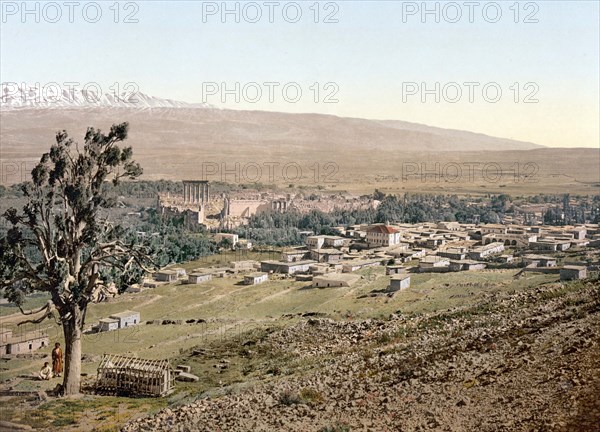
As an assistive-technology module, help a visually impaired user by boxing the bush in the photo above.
[278,389,301,406]
[299,387,324,404]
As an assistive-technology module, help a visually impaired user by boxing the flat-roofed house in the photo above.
[0,329,49,355]
[310,248,344,263]
[342,259,382,273]
[228,260,259,272]
[154,270,178,283]
[523,254,557,268]
[448,260,487,272]
[530,240,571,252]
[560,265,587,281]
[261,260,316,275]
[499,254,514,263]
[468,242,505,260]
[388,274,411,291]
[424,237,446,249]
[437,221,461,231]
[187,273,213,284]
[244,272,269,285]
[306,236,325,250]
[322,235,347,248]
[170,267,187,278]
[98,318,120,332]
[418,256,450,272]
[313,273,360,288]
[437,247,467,260]
[282,249,309,262]
[480,224,508,235]
[568,228,587,240]
[366,225,402,247]
[109,310,141,328]
[386,265,406,275]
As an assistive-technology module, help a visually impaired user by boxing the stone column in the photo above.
[184,183,188,203]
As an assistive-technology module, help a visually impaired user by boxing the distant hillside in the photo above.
[2,107,596,194]
[0,106,542,158]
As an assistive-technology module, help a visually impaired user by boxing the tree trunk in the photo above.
[62,311,82,396]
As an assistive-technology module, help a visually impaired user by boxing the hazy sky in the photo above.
[1,1,599,148]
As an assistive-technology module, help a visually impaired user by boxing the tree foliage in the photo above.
[0,122,153,395]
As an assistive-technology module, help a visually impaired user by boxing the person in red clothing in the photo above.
[51,342,63,377]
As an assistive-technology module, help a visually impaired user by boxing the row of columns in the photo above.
[183,181,210,204]
[272,200,287,212]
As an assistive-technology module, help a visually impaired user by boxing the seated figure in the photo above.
[39,362,53,380]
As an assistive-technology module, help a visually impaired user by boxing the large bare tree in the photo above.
[0,122,153,395]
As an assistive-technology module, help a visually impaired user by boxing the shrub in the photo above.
[278,389,301,406]
[299,387,324,404]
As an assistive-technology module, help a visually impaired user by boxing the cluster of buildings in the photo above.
[94,310,141,333]
[127,221,598,300]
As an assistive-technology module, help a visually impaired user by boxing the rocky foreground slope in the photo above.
[123,280,600,432]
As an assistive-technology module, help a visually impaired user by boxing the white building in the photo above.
[244,272,269,285]
[419,256,450,272]
[313,273,360,288]
[98,318,120,332]
[188,273,213,284]
[109,310,141,328]
[366,225,402,247]
[560,265,587,281]
[305,235,346,250]
[154,270,178,282]
[388,274,411,291]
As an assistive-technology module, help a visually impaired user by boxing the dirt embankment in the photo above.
[123,280,600,432]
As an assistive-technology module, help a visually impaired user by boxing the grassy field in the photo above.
[0,255,561,431]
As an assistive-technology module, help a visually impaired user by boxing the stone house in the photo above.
[418,256,450,272]
[0,329,49,356]
[386,265,406,275]
[523,254,558,268]
[154,270,178,283]
[468,242,505,260]
[448,260,487,272]
[342,259,382,273]
[560,265,587,281]
[261,260,316,275]
[187,273,213,284]
[109,310,141,328]
[437,247,467,260]
[282,249,309,262]
[98,318,120,332]
[310,248,344,263]
[243,272,269,285]
[388,274,411,291]
[313,274,360,288]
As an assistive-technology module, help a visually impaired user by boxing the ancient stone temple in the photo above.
[183,180,210,204]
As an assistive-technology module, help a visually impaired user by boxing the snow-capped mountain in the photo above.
[0,83,213,110]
